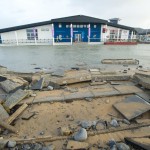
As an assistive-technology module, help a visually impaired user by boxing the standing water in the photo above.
[0,44,150,72]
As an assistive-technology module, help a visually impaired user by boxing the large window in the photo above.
[26,29,38,40]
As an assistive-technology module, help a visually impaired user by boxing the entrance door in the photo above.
[74,34,82,42]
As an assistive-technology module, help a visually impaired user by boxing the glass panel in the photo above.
[80,25,83,28]
[94,25,97,28]
[59,23,62,28]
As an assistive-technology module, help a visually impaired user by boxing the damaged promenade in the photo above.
[0,60,150,150]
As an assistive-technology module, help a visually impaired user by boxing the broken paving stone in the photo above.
[31,78,44,90]
[0,80,24,93]
[0,104,9,120]
[124,137,150,150]
[66,141,89,150]
[3,89,28,110]
[22,112,35,120]
[59,127,72,136]
[113,95,150,121]
[74,128,87,141]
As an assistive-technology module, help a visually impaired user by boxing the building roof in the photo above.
[108,22,135,31]
[135,28,150,35]
[0,20,52,33]
[51,15,108,24]
[0,15,135,33]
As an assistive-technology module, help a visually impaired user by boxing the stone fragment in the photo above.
[7,140,16,148]
[47,86,54,90]
[116,142,130,150]
[110,119,119,127]
[60,127,72,136]
[4,89,28,110]
[66,140,89,150]
[31,78,44,90]
[80,121,97,129]
[74,128,87,141]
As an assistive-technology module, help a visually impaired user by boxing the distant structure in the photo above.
[135,28,150,42]
[109,18,121,24]
[0,15,137,46]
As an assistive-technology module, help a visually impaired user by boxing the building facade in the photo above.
[0,15,137,46]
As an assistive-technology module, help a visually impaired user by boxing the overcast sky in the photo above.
[0,0,150,29]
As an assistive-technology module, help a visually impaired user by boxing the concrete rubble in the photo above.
[0,63,149,150]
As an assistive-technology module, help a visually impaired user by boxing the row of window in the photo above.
[58,24,97,28]
[26,29,38,40]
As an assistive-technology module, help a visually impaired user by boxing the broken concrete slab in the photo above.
[113,85,143,94]
[0,80,24,93]
[136,92,150,103]
[133,74,150,89]
[64,89,94,100]
[66,141,89,150]
[51,69,65,77]
[22,112,35,120]
[92,74,131,82]
[135,119,150,124]
[0,104,9,121]
[113,95,150,120]
[0,119,18,133]
[134,71,150,78]
[90,81,107,86]
[101,59,139,65]
[125,137,150,150]
[90,88,120,97]
[3,89,28,110]
[52,75,91,85]
[7,103,28,124]
[31,78,44,90]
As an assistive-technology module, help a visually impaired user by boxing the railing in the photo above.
[0,39,53,44]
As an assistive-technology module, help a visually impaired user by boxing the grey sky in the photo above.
[0,0,150,29]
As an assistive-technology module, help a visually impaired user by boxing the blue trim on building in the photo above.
[54,23,71,42]
[54,23,102,43]
[90,24,101,42]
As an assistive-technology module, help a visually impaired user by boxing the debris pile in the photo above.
[0,63,149,150]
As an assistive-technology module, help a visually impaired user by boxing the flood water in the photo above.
[0,44,150,72]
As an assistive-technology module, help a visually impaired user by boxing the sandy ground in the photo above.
[4,94,149,149]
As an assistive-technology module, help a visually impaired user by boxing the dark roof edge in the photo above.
[0,20,52,33]
[107,22,136,31]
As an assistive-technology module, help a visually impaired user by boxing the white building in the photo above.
[0,15,137,46]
